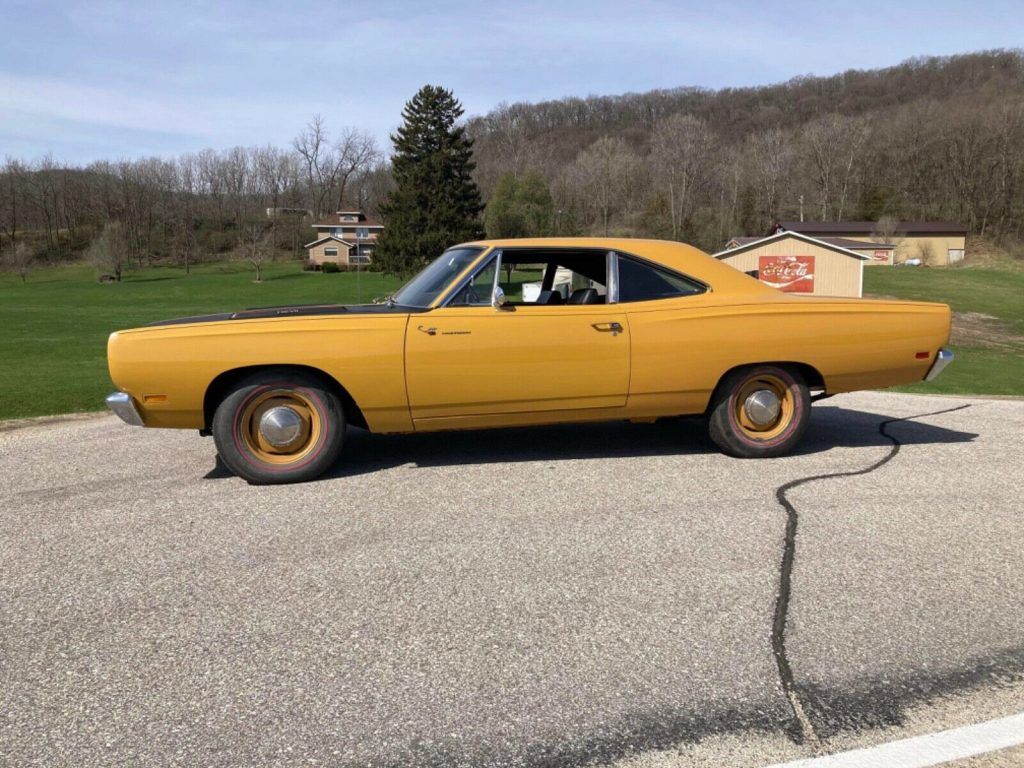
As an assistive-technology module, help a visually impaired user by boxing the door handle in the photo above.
[591,322,623,335]
[417,325,437,336]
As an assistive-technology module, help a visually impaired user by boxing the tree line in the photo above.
[2,49,1022,280]
[0,121,390,278]
[470,49,1024,251]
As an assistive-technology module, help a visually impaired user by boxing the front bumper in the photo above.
[925,348,954,381]
[106,391,144,426]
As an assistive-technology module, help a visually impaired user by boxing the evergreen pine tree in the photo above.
[484,173,523,238]
[516,170,554,236]
[484,170,555,239]
[375,86,483,275]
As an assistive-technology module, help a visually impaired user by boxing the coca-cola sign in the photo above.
[758,255,815,293]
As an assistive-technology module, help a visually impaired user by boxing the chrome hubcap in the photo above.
[259,406,304,449]
[744,389,781,427]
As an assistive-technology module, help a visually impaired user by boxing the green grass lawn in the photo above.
[0,258,1020,422]
[0,261,402,420]
[863,262,1024,396]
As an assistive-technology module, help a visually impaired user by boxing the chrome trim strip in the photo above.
[607,250,619,304]
[925,348,954,381]
[105,391,144,426]
[491,250,503,306]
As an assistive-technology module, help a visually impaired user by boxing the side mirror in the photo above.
[491,285,506,309]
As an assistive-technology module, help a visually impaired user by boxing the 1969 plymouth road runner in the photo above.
[107,238,954,484]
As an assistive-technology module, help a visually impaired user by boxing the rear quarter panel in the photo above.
[108,315,411,431]
[625,295,951,414]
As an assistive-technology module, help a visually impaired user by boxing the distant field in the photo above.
[0,261,402,420]
[0,258,1020,422]
[863,262,1024,396]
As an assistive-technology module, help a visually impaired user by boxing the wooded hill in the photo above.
[2,49,1022,276]
[468,49,1024,251]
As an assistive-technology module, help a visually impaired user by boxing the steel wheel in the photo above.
[238,389,322,465]
[212,370,346,485]
[732,373,796,442]
[708,365,811,458]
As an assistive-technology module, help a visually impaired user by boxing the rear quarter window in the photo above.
[618,256,705,302]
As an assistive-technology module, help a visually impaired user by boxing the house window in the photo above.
[331,228,343,237]
[356,227,369,238]
[324,247,338,257]
[342,215,357,222]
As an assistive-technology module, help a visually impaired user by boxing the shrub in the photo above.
[321,262,341,273]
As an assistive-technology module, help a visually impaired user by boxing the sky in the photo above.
[1,0,1022,164]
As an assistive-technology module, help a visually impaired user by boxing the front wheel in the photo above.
[212,371,345,484]
[707,365,810,458]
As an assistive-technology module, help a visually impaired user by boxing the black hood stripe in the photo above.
[146,303,427,327]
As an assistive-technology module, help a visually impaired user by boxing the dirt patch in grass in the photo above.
[951,311,1024,350]
[868,291,1024,351]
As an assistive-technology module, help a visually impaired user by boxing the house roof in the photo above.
[714,231,871,261]
[311,207,384,228]
[773,220,967,235]
[313,217,383,228]
[728,235,894,250]
[303,235,354,249]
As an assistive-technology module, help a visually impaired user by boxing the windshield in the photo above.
[391,247,486,308]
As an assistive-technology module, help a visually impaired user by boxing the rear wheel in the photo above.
[707,365,810,458]
[212,371,345,484]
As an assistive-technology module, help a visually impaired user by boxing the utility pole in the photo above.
[356,230,364,304]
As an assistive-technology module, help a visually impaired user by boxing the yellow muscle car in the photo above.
[106,238,953,484]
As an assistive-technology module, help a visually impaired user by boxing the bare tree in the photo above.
[570,136,642,235]
[87,222,130,282]
[334,127,380,209]
[242,221,268,282]
[3,242,35,282]
[873,215,900,244]
[803,114,872,221]
[916,240,938,266]
[747,129,797,230]
[293,115,338,217]
[174,154,199,273]
[0,158,26,253]
[348,159,393,215]
[650,114,714,239]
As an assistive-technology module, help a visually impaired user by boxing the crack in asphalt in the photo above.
[771,403,973,749]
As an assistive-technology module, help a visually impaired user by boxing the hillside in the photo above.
[2,50,1022,269]
[468,50,1024,251]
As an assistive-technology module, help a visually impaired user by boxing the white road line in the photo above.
[764,712,1024,768]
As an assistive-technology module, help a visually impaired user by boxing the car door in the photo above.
[404,252,630,422]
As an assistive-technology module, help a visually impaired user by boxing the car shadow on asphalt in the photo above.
[201,404,978,481]
[792,404,979,456]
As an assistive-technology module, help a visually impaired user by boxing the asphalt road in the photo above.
[1,392,1022,767]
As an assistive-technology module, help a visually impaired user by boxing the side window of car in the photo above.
[617,256,705,303]
[500,262,546,303]
[448,256,499,306]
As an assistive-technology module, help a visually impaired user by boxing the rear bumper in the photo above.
[925,348,954,381]
[106,391,144,426]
